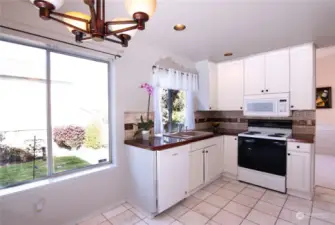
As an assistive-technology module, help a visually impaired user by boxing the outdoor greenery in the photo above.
[161,89,186,132]
[0,156,90,187]
[84,123,102,149]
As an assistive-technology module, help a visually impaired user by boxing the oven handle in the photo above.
[244,139,256,143]
[273,141,287,147]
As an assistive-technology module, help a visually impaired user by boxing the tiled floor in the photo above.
[78,177,335,225]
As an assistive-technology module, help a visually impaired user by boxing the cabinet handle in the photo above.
[240,107,243,110]
[288,153,291,156]
[206,151,209,153]
[291,105,294,108]
[297,146,300,149]
[235,138,237,140]
[266,89,269,92]
[261,90,264,93]
[202,150,205,153]
[209,106,212,110]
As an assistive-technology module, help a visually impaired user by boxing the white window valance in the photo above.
[152,66,199,92]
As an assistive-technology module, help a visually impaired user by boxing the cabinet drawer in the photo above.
[287,142,312,153]
[191,138,217,151]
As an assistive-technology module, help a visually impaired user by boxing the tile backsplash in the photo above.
[124,112,154,140]
[195,110,316,135]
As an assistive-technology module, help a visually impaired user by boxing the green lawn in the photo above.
[0,156,90,188]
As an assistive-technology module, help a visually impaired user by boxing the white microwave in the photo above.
[244,93,291,117]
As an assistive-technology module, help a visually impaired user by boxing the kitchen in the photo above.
[124,43,318,224]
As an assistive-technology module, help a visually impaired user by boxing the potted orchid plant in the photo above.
[134,83,154,140]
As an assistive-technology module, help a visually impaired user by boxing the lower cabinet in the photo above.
[223,135,238,177]
[189,137,224,192]
[286,142,314,199]
[157,145,189,212]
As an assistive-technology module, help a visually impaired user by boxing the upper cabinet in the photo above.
[196,60,218,110]
[290,44,316,110]
[217,60,244,110]
[244,54,266,95]
[244,49,290,96]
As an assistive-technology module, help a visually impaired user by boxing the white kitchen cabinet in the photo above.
[205,144,223,183]
[244,49,290,96]
[290,44,316,110]
[223,135,238,177]
[217,60,244,110]
[265,49,290,94]
[189,149,204,191]
[157,146,189,212]
[244,54,265,96]
[287,151,311,192]
[196,60,218,110]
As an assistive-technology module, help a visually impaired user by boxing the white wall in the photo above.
[316,52,335,156]
[0,4,196,225]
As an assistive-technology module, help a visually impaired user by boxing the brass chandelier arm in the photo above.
[105,20,138,26]
[84,0,97,32]
[51,11,89,23]
[105,37,123,45]
[49,15,89,34]
[105,24,139,36]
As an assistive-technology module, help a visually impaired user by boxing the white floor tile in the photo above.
[233,194,258,208]
[312,206,335,224]
[283,196,312,214]
[78,215,107,225]
[205,220,220,225]
[212,210,244,225]
[100,221,112,225]
[254,201,282,217]
[246,209,277,225]
[215,188,238,200]
[204,194,230,208]
[123,203,133,209]
[279,208,310,225]
[193,202,220,219]
[261,191,287,207]
[134,221,148,225]
[224,201,251,218]
[203,184,222,193]
[103,205,128,219]
[275,219,294,225]
[314,199,335,213]
[241,219,258,225]
[108,210,141,225]
[182,196,202,209]
[165,204,189,219]
[240,187,264,199]
[144,214,175,225]
[247,184,266,193]
[170,221,183,225]
[179,210,209,225]
[130,207,147,219]
[310,218,334,225]
[212,178,229,187]
[222,182,246,193]
[193,190,212,200]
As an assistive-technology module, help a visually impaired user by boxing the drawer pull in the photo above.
[297,146,300,149]
[288,153,291,156]
[172,153,178,156]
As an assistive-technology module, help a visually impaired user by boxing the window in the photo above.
[161,89,186,133]
[0,40,110,189]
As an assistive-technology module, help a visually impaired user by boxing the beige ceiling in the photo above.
[1,0,335,62]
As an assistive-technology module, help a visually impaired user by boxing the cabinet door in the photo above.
[205,144,222,183]
[157,145,189,212]
[217,60,244,110]
[223,136,238,176]
[189,149,204,191]
[244,54,265,95]
[209,62,218,110]
[265,49,290,94]
[290,44,316,110]
[287,151,311,193]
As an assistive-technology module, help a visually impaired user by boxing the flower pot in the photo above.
[142,130,150,140]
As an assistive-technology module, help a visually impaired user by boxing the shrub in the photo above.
[84,123,102,149]
[53,125,85,150]
[0,144,34,165]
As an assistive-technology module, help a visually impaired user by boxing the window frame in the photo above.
[0,37,113,189]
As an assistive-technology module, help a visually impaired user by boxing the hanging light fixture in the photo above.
[30,0,157,47]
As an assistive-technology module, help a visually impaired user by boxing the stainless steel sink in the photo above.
[163,131,213,139]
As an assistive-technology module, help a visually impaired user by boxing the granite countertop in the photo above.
[287,134,315,144]
[124,129,245,151]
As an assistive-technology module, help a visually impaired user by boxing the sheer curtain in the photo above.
[152,66,199,133]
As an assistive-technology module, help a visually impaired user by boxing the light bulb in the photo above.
[125,0,157,18]
[30,0,64,10]
[109,18,138,37]
[63,12,91,33]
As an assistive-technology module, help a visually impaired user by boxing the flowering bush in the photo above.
[53,125,85,150]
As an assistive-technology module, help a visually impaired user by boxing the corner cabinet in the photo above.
[217,60,244,110]
[196,60,218,110]
[290,44,316,110]
[286,142,315,200]
[244,49,290,96]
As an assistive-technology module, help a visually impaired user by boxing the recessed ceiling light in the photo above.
[224,52,233,56]
[174,24,186,31]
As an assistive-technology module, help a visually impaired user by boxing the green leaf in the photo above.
[133,128,143,137]
[140,115,144,124]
